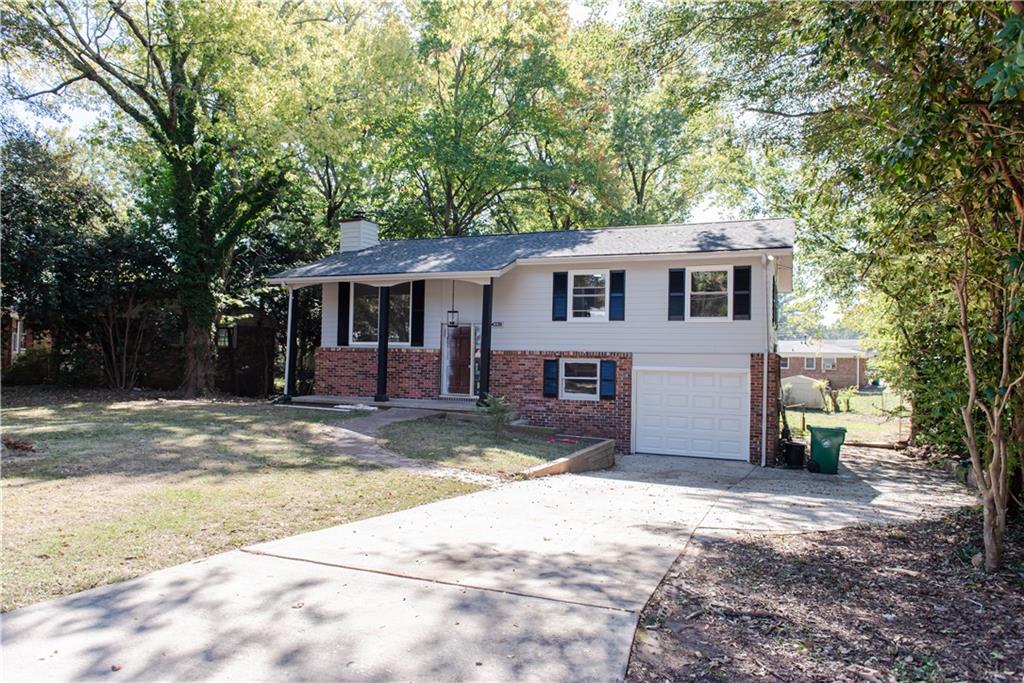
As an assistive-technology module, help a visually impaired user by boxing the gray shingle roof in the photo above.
[269,218,795,281]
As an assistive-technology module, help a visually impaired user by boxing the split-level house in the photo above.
[269,218,794,465]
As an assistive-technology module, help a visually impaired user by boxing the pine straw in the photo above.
[628,507,1023,682]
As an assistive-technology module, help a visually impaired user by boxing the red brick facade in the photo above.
[781,356,863,389]
[315,347,441,399]
[489,351,633,450]
[313,347,780,464]
[749,353,781,466]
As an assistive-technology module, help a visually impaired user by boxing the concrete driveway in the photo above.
[2,447,973,682]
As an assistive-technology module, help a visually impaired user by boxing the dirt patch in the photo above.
[628,507,1024,682]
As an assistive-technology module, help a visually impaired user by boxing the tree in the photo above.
[1,126,173,388]
[4,0,318,395]
[669,1,1023,569]
[386,0,570,236]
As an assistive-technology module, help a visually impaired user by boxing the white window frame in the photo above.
[686,266,732,322]
[12,318,25,355]
[559,358,600,401]
[568,270,610,322]
[349,282,413,347]
[804,356,816,370]
[780,356,789,370]
[823,357,837,371]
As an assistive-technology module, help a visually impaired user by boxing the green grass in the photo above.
[379,416,581,475]
[784,390,910,443]
[1,387,479,611]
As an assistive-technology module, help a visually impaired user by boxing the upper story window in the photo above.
[570,271,608,321]
[688,267,730,320]
[780,356,790,370]
[351,282,411,344]
[804,356,816,370]
[823,357,837,371]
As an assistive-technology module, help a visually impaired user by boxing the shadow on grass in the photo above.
[1,391,377,482]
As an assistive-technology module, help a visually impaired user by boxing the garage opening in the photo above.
[634,368,750,460]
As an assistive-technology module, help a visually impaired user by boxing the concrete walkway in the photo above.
[2,448,974,682]
[285,405,501,486]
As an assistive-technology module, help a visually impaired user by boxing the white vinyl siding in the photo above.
[490,258,767,355]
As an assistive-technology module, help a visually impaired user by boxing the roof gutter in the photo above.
[267,247,794,287]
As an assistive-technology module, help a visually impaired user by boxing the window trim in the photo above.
[349,281,413,347]
[804,356,816,370]
[567,270,610,323]
[780,356,789,370]
[12,318,25,355]
[686,266,732,322]
[558,358,600,401]
[215,326,234,349]
[823,356,837,371]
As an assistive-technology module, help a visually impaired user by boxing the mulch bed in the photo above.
[627,507,1024,682]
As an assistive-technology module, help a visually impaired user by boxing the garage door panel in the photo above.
[718,396,743,411]
[635,369,749,461]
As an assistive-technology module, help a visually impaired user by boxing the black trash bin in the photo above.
[782,440,806,469]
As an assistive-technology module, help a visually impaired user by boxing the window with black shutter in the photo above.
[543,359,559,397]
[552,272,568,321]
[337,282,350,346]
[599,360,616,399]
[609,271,625,321]
[668,269,686,320]
[411,280,425,346]
[733,266,752,320]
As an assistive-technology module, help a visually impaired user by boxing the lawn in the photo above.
[0,387,479,612]
[785,390,910,443]
[379,416,580,475]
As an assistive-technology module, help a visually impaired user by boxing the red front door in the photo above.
[446,325,473,395]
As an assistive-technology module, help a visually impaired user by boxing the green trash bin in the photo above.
[808,426,847,474]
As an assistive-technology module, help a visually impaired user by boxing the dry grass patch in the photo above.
[379,416,580,475]
[1,387,478,611]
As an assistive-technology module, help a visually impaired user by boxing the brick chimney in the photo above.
[339,215,379,252]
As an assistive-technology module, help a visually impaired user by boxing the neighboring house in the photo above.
[269,218,795,464]
[778,339,869,389]
[1,309,47,371]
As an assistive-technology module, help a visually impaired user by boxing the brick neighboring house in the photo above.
[778,339,869,390]
[270,218,795,465]
[1,309,48,372]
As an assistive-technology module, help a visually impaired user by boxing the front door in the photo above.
[444,324,474,395]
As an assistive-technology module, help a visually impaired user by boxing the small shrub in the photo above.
[477,393,513,434]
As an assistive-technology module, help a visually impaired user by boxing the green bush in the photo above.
[477,393,513,434]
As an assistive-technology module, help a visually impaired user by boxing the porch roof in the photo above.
[267,218,795,285]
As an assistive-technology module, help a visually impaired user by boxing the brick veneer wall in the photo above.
[781,356,862,389]
[315,347,441,399]
[490,351,633,452]
[750,353,781,466]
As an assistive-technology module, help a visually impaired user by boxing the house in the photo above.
[1,308,50,376]
[778,339,869,389]
[268,218,795,465]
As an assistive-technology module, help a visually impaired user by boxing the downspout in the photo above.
[761,255,774,467]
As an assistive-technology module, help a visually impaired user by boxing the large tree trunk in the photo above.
[182,319,215,397]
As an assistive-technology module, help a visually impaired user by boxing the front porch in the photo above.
[291,394,478,413]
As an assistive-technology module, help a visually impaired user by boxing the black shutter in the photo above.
[599,360,616,399]
[609,270,625,321]
[543,359,559,397]
[668,269,686,320]
[411,280,425,346]
[733,266,752,320]
[336,282,350,346]
[552,272,568,321]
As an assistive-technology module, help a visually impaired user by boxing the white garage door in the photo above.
[634,369,750,460]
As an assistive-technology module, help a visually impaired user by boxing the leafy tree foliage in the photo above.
[1,126,174,388]
[668,0,1024,570]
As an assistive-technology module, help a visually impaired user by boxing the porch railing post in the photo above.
[478,278,493,404]
[375,286,390,402]
[285,286,298,397]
